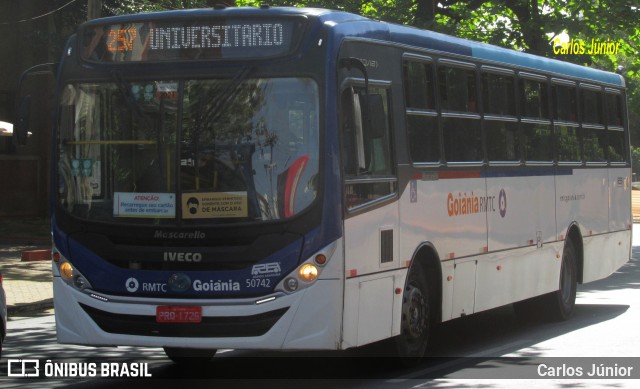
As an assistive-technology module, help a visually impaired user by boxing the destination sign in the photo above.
[80,17,304,63]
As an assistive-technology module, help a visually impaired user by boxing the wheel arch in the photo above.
[408,242,442,324]
[565,222,584,284]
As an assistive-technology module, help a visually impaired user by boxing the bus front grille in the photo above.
[80,303,289,338]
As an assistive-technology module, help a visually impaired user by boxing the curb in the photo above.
[7,298,54,316]
[21,249,51,262]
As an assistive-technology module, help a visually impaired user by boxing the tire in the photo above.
[163,347,217,365]
[546,240,578,321]
[513,239,577,322]
[394,261,430,361]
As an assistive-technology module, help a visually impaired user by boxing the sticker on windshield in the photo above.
[113,192,176,218]
[155,82,178,101]
[182,192,248,219]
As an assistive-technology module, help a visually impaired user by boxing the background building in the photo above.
[0,2,62,217]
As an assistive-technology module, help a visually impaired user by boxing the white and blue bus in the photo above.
[42,6,630,361]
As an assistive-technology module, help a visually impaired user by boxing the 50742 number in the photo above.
[245,278,270,288]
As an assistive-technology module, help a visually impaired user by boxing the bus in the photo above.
[35,6,630,361]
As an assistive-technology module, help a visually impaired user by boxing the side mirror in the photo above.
[15,95,31,146]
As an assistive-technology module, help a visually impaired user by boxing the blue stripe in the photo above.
[483,167,573,178]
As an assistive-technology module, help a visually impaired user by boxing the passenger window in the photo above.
[403,59,439,164]
[609,130,626,162]
[522,122,552,162]
[553,83,577,122]
[556,125,581,162]
[605,93,623,127]
[406,115,439,163]
[483,73,515,116]
[442,117,481,162]
[520,78,548,119]
[583,128,607,162]
[438,66,477,113]
[581,88,603,125]
[403,60,435,110]
[486,121,519,161]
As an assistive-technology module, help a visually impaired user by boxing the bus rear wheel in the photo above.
[394,262,430,360]
[163,347,217,365]
[547,240,578,321]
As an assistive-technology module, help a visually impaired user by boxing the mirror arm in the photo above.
[339,57,372,142]
[13,63,57,146]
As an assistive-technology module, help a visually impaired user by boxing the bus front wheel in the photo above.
[395,261,430,360]
[163,347,217,365]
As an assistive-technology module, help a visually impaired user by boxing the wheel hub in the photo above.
[402,285,427,339]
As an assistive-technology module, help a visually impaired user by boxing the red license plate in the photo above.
[156,306,202,323]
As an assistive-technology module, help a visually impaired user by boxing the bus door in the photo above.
[339,83,400,347]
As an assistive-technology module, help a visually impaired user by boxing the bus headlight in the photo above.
[56,257,92,291]
[276,241,336,294]
[60,261,74,280]
[298,264,318,282]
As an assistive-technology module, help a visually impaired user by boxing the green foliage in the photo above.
[103,0,212,15]
[631,146,640,180]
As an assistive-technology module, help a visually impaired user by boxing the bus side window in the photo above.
[520,77,552,163]
[403,60,435,110]
[605,91,626,162]
[520,78,548,119]
[553,82,580,163]
[340,85,396,209]
[483,71,519,162]
[340,87,359,177]
[553,83,577,123]
[581,87,606,163]
[439,64,481,162]
[340,86,393,177]
[439,66,477,113]
[605,93,623,127]
[402,58,439,164]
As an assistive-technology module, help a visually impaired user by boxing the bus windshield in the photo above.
[57,77,319,225]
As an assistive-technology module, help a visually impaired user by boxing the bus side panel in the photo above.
[582,231,630,283]
[399,177,487,265]
[342,202,404,347]
[556,167,609,236]
[581,166,631,283]
[556,167,609,239]
[342,270,407,348]
[608,167,631,232]
[475,243,562,312]
[343,203,400,275]
[486,173,556,252]
[399,175,486,320]
[476,172,558,311]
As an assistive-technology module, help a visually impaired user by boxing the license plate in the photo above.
[156,306,202,323]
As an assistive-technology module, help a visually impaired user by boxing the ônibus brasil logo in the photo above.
[447,189,507,218]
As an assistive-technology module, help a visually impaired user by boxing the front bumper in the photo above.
[54,276,342,350]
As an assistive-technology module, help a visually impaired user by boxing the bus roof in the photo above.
[82,6,624,87]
